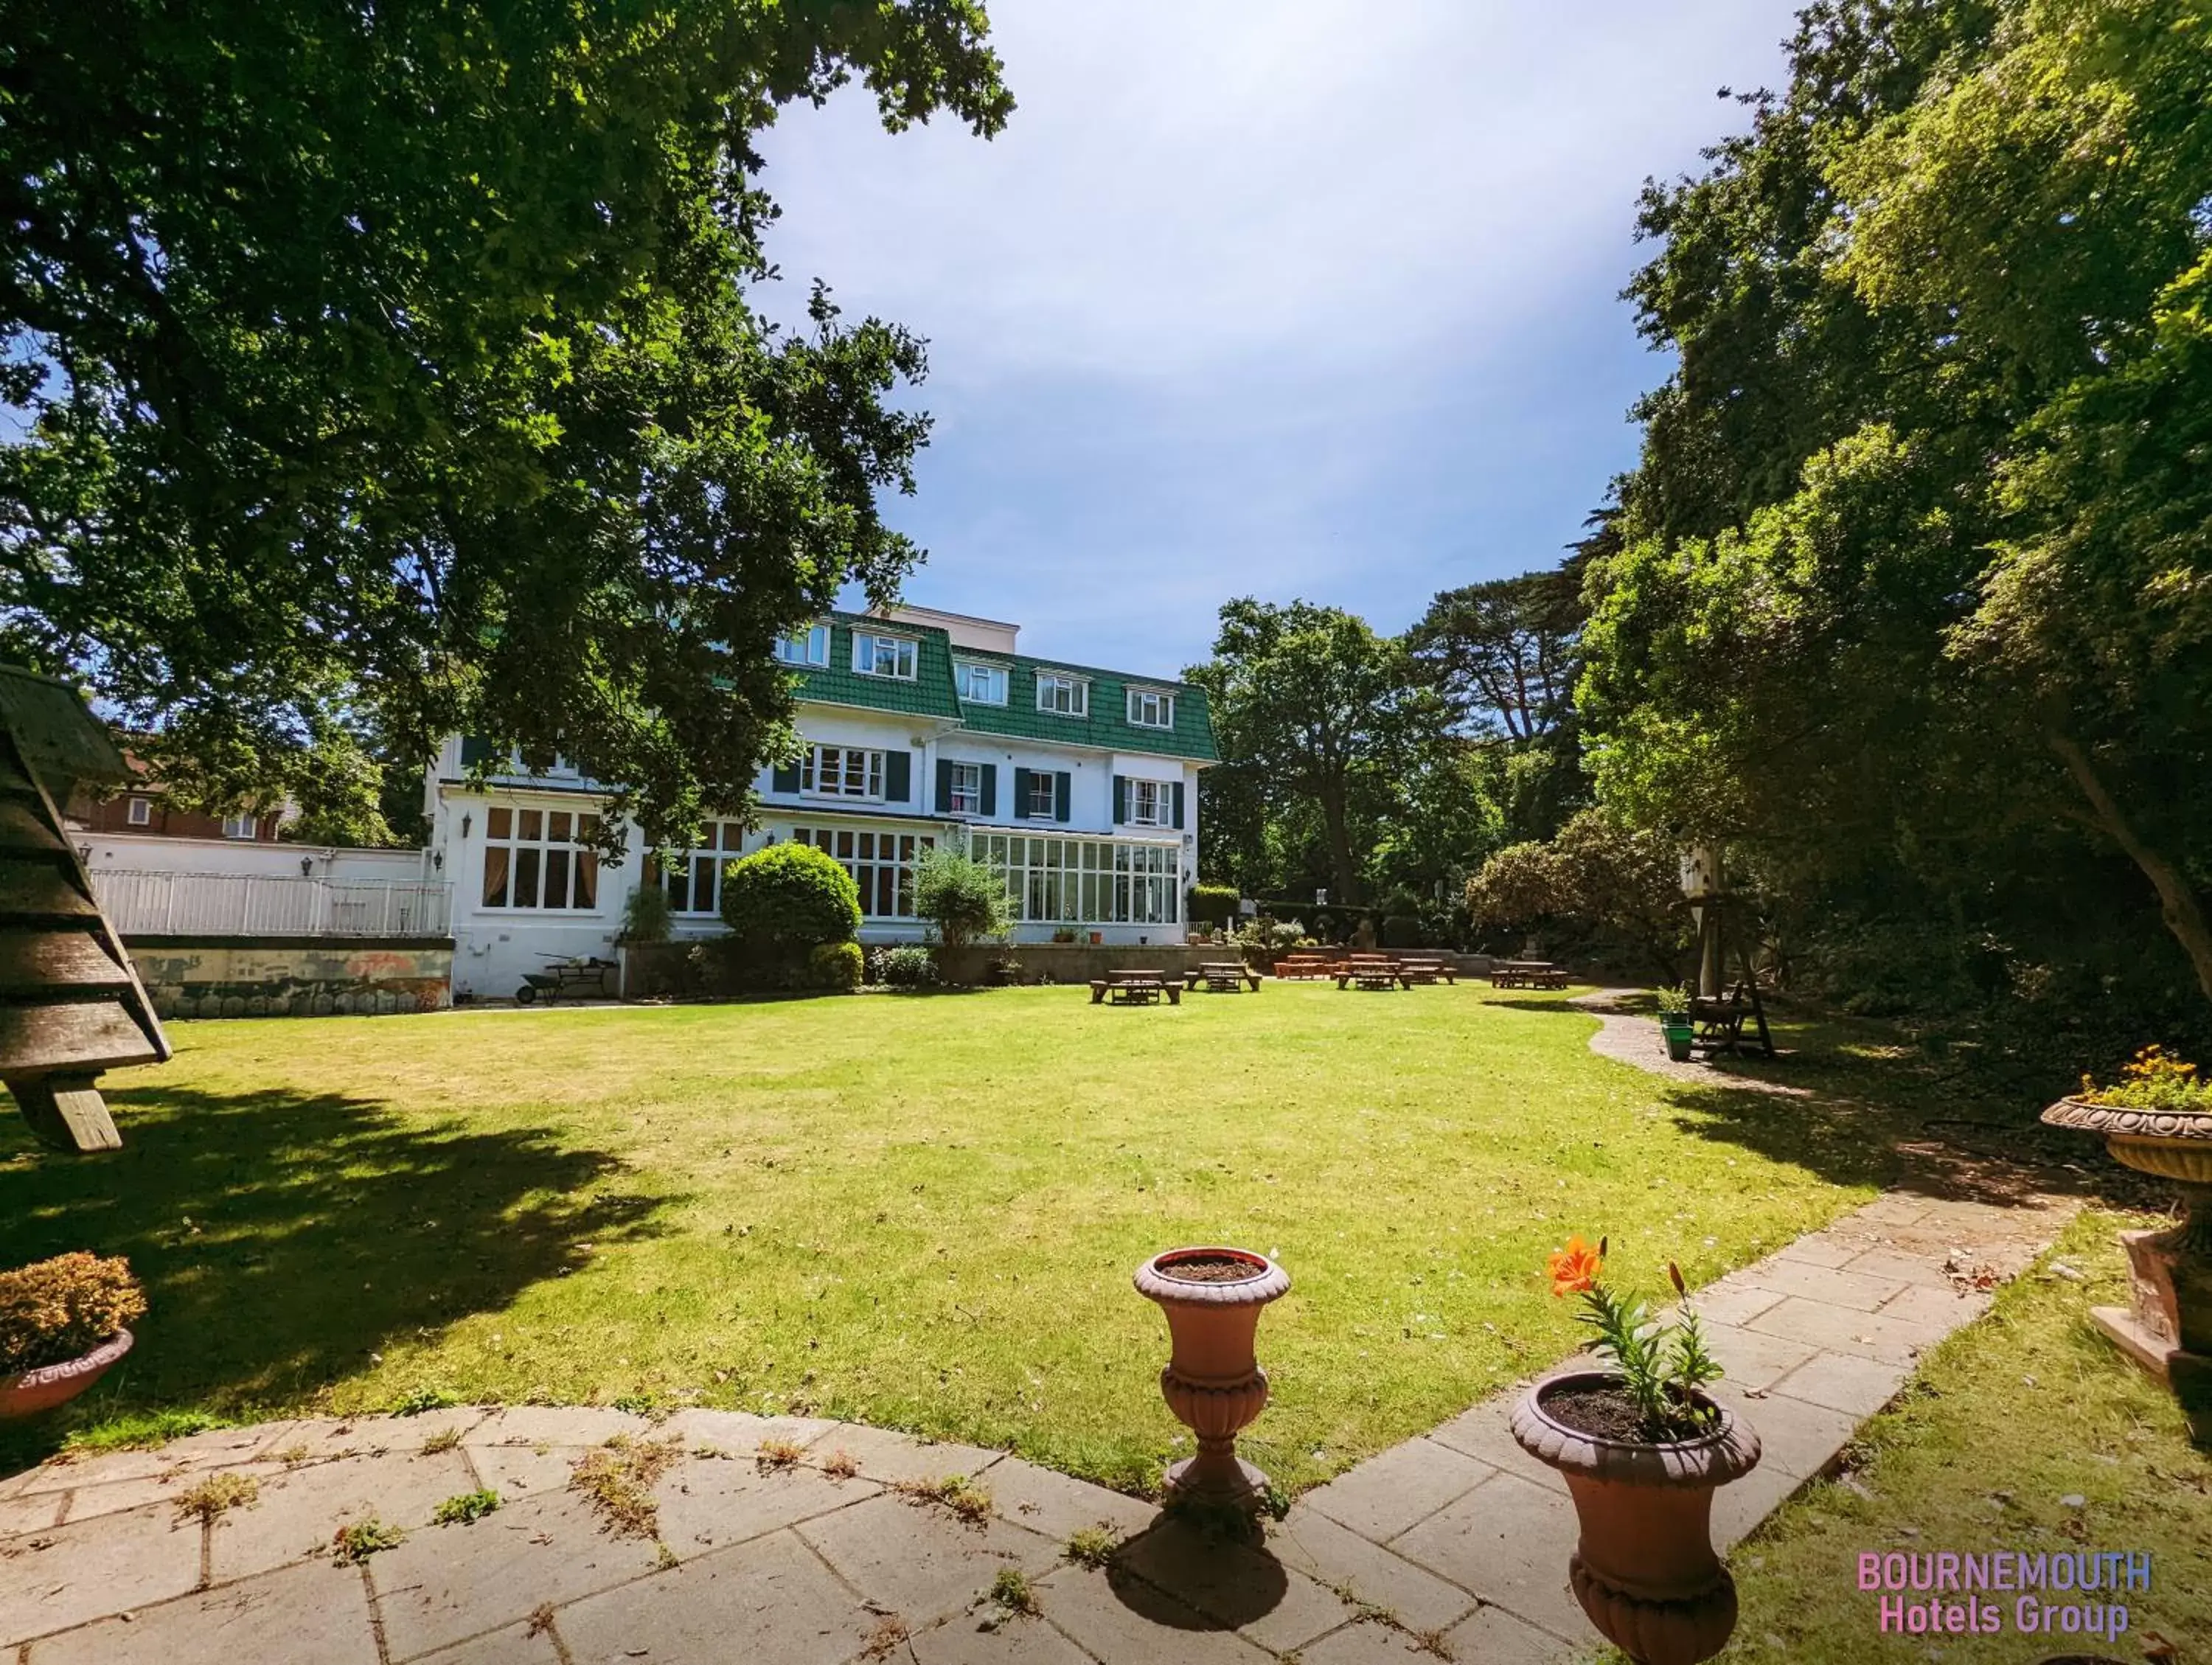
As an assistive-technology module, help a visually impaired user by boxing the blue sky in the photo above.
[754,1,1803,678]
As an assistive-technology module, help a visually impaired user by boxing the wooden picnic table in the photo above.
[1395,954,1456,985]
[1689,981,1774,1057]
[1489,959,1568,990]
[1089,968,1182,1007]
[1185,961,1262,993]
[1272,954,1340,981]
[1336,953,1410,991]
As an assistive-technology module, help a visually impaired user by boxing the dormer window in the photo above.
[773,623,830,667]
[1035,672,1088,717]
[854,632,918,680]
[1127,688,1175,729]
[955,661,1008,705]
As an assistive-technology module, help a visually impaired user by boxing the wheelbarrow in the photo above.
[515,955,616,1004]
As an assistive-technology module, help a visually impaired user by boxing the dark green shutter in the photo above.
[773,759,800,793]
[459,736,490,769]
[1054,772,1071,822]
[980,764,998,818]
[1172,780,1186,830]
[886,749,911,804]
[934,759,953,814]
[1113,775,1128,823]
[1011,767,1031,820]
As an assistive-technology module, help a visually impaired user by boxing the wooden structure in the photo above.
[1271,954,1340,981]
[1336,953,1410,991]
[1680,845,1775,1058]
[1184,962,1262,993]
[1089,969,1182,1007]
[1489,959,1568,990]
[0,667,169,1150]
[515,955,619,1005]
[1397,954,1456,986]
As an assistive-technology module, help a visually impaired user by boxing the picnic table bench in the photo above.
[1089,968,1182,1007]
[1489,959,1568,990]
[1336,953,1410,991]
[1689,980,1774,1057]
[1272,954,1340,981]
[1185,961,1262,993]
[1396,954,1456,985]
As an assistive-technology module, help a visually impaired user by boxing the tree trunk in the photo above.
[1318,783,1363,906]
[2048,731,2212,1007]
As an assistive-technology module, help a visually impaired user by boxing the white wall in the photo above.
[76,830,432,882]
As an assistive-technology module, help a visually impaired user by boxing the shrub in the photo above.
[620,881,672,945]
[1380,914,1423,949]
[720,842,861,950]
[0,1252,147,1375]
[807,940,864,993]
[880,944,940,988]
[984,956,1025,987]
[914,837,1012,948]
[2079,1046,2212,1112]
[1187,883,1240,928]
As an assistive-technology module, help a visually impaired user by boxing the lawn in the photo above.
[1,985,1893,1492]
[1719,1206,2212,1661]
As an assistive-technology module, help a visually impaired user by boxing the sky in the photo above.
[754,2,1804,679]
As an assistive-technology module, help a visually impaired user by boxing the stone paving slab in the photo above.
[22,1557,381,1665]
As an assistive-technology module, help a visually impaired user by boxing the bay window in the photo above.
[481,804,602,910]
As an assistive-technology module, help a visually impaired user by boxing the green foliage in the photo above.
[1585,0,2212,1015]
[332,1517,406,1564]
[807,941,865,994]
[431,1490,501,1526]
[621,884,673,946]
[60,1409,223,1454]
[1568,1276,1722,1442]
[2079,1046,2212,1113]
[1380,915,1423,950]
[720,844,861,950]
[1186,884,1241,927]
[913,838,1012,948]
[1655,984,1692,1021]
[0,2,1012,847]
[390,1386,458,1417]
[0,1252,147,1374]
[1464,808,1689,979]
[875,944,941,989]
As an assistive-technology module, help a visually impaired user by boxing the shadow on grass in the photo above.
[0,1084,664,1472]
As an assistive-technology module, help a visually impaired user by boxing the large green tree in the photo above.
[0,1,1012,845]
[1581,0,2212,1011]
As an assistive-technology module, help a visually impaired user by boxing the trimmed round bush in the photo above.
[879,944,940,988]
[1380,914,1424,950]
[719,841,861,948]
[807,940,864,993]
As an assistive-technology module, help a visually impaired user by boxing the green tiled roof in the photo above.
[793,613,1217,762]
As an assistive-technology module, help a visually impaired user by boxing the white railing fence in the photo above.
[91,870,453,939]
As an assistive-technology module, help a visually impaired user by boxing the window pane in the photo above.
[482,847,510,908]
[519,808,543,842]
[513,847,541,908]
[544,848,571,908]
[664,857,689,914]
[580,813,602,845]
[721,821,742,849]
[549,811,572,841]
[695,856,719,913]
[487,806,512,840]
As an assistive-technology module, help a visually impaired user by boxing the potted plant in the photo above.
[1,1252,146,1418]
[1133,1247,1290,1512]
[1656,985,1695,1061]
[2041,1046,2212,1439]
[1511,1236,1760,1665]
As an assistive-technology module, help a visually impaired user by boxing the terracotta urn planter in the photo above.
[0,1328,133,1419]
[1511,1370,1761,1665]
[2041,1096,2212,1439]
[1134,1246,1290,1509]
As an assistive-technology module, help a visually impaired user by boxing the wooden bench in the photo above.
[1489,959,1568,990]
[1689,981,1773,1057]
[1272,954,1340,981]
[1185,962,1262,993]
[1089,969,1182,1007]
[1336,953,1408,991]
[1396,954,1456,985]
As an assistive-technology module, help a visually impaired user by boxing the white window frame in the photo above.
[853,633,919,681]
[954,661,1009,705]
[974,834,1180,926]
[948,762,983,816]
[801,745,886,801]
[126,796,153,826]
[661,821,746,917]
[1127,688,1175,729]
[220,813,257,840]
[792,825,935,920]
[479,803,605,911]
[1035,672,1088,717]
[773,623,830,667]
[1126,779,1169,827]
[1026,771,1057,818]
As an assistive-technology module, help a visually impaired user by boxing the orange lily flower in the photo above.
[1548,1235,1604,1297]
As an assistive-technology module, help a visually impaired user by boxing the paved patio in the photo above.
[0,1001,2082,1664]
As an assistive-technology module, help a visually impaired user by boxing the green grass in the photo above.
[1720,1208,2212,1661]
[1,986,1927,1492]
